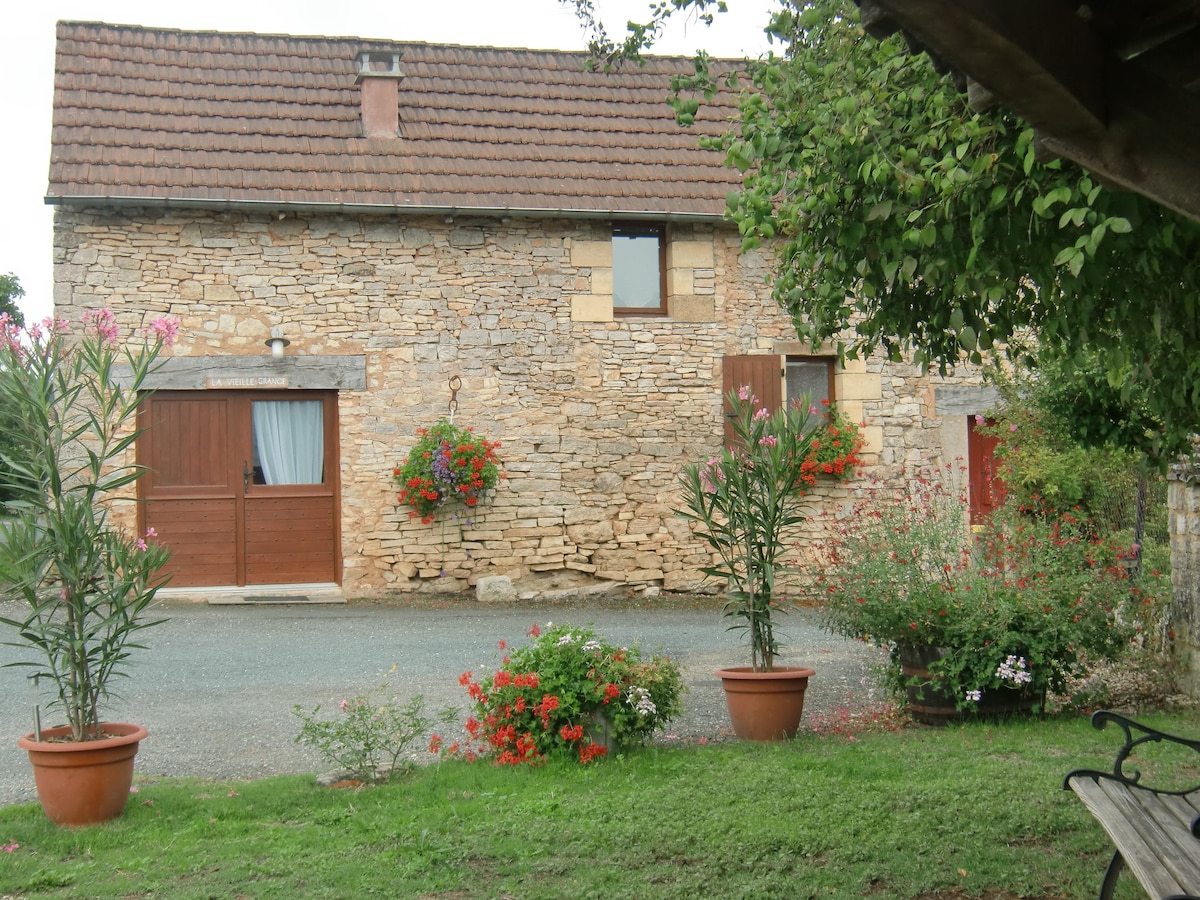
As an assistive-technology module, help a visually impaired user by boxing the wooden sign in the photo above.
[205,375,289,389]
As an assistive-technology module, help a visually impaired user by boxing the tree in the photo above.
[0,274,25,505]
[0,273,24,327]
[574,0,1200,459]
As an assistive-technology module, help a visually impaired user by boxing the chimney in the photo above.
[355,51,404,138]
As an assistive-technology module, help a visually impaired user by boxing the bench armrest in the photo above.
[1063,710,1200,797]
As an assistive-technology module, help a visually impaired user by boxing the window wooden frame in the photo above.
[612,222,668,316]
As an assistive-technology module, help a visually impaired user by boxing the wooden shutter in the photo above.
[722,355,783,444]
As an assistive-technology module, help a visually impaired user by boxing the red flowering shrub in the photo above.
[801,400,865,482]
[447,624,684,766]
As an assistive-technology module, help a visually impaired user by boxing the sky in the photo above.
[3,0,780,324]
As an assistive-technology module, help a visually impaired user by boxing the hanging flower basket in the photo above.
[393,418,503,523]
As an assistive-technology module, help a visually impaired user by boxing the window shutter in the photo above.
[722,355,783,444]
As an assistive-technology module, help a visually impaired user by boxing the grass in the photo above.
[2,709,1198,899]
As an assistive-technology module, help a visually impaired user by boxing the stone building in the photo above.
[47,21,996,599]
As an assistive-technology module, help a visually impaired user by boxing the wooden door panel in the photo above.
[245,551,335,585]
[244,496,336,580]
[244,491,337,584]
[144,498,238,586]
[142,397,233,493]
[968,416,1005,525]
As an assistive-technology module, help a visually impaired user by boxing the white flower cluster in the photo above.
[967,655,1034,702]
[627,685,657,718]
[996,655,1033,685]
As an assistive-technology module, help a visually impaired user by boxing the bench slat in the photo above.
[1123,786,1200,889]
[1183,790,1200,832]
[1159,794,1196,831]
[1159,793,1200,838]
[1070,776,1190,899]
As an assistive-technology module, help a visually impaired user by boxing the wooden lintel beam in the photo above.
[1038,132,1200,223]
[1031,131,1061,165]
[1036,60,1200,223]
[1077,57,1200,223]
[870,0,1107,136]
[857,0,899,41]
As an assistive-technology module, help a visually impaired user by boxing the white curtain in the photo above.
[252,400,323,485]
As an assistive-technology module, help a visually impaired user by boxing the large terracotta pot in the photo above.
[716,666,816,742]
[18,723,147,826]
[899,644,1041,726]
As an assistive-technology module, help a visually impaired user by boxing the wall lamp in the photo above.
[266,326,291,358]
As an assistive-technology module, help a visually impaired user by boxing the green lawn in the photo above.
[2,709,1196,899]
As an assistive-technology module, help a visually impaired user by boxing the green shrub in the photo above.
[293,668,456,783]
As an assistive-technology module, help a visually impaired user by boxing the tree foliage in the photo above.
[984,359,1161,526]
[576,0,1200,458]
[0,274,24,504]
[566,0,730,71]
[0,273,24,327]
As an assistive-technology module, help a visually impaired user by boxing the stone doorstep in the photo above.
[155,584,347,606]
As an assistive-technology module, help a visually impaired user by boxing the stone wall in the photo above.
[53,206,990,597]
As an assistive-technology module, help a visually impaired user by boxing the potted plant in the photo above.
[0,309,176,825]
[677,385,862,740]
[815,472,1142,723]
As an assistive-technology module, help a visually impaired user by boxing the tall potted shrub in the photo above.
[677,385,861,740]
[0,309,175,825]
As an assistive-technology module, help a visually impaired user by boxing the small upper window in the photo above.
[612,223,666,315]
[786,357,834,414]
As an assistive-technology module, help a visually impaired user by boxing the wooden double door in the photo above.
[138,391,341,588]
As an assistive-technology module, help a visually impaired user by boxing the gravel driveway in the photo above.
[0,597,887,806]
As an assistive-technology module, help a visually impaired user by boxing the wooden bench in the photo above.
[1065,711,1200,900]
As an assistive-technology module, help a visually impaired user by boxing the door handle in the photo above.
[243,460,250,490]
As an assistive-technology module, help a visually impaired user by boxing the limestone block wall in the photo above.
[53,206,989,597]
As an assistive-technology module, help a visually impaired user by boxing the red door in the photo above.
[967,416,1005,525]
[137,391,341,587]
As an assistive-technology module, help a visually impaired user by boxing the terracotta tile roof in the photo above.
[48,21,745,218]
